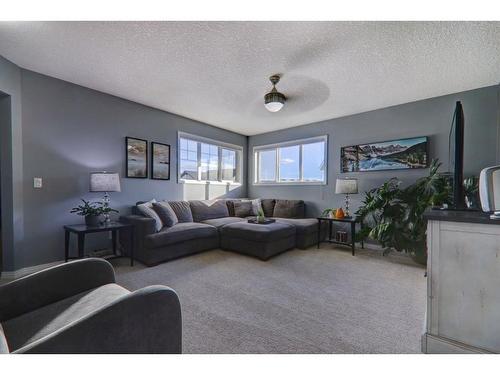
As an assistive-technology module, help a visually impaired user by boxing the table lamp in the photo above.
[335,178,358,217]
[90,172,121,223]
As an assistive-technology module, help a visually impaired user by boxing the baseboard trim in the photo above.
[422,333,495,354]
[1,260,64,280]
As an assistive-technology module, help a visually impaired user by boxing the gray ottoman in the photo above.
[220,221,296,260]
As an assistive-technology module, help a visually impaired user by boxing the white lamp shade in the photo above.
[265,101,284,112]
[335,178,358,194]
[90,172,121,192]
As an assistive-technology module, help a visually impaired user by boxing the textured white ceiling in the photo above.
[0,21,499,136]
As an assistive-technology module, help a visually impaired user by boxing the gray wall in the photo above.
[16,69,247,270]
[0,56,24,272]
[248,85,500,217]
[2,53,499,272]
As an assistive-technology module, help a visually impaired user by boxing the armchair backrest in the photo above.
[0,324,9,353]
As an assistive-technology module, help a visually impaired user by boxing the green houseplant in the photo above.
[463,176,479,209]
[70,199,118,226]
[321,208,337,218]
[257,207,266,223]
[355,160,451,264]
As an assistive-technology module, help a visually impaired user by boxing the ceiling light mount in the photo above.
[264,74,286,112]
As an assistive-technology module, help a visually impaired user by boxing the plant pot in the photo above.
[411,249,427,266]
[85,214,102,227]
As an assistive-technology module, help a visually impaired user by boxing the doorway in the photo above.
[0,92,11,273]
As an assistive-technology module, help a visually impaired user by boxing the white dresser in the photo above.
[423,210,500,353]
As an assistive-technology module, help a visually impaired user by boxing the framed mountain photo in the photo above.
[341,136,428,172]
[151,142,170,180]
[126,137,148,178]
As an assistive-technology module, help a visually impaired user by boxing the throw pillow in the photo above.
[136,199,163,232]
[153,201,179,228]
[189,200,230,222]
[225,199,241,217]
[273,199,305,218]
[168,200,194,223]
[242,198,262,215]
[261,199,276,217]
[233,201,254,217]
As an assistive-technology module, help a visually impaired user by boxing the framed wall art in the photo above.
[341,136,428,172]
[126,137,148,178]
[151,142,171,180]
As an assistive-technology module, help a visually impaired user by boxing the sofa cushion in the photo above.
[261,199,276,218]
[136,199,163,232]
[168,201,193,223]
[201,217,245,229]
[2,284,129,352]
[189,200,229,222]
[233,201,254,217]
[273,218,319,235]
[273,199,305,218]
[153,201,178,228]
[144,222,218,248]
[220,221,295,242]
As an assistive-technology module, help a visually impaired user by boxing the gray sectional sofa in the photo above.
[120,198,325,266]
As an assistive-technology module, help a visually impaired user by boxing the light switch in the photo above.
[34,177,43,188]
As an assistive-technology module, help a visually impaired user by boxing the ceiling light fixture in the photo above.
[264,75,286,112]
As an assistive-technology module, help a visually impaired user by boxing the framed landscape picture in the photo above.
[126,137,148,178]
[341,136,428,172]
[151,142,170,180]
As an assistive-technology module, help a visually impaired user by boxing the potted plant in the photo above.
[463,176,479,209]
[355,160,451,265]
[321,208,337,218]
[257,207,266,223]
[70,199,118,226]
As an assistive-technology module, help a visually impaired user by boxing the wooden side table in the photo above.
[317,216,363,256]
[64,222,135,266]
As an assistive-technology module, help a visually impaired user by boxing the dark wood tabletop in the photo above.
[64,221,133,233]
[317,216,359,223]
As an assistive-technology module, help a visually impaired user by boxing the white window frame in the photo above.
[178,131,243,185]
[253,135,328,186]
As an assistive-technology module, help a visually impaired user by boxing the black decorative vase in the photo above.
[85,215,102,227]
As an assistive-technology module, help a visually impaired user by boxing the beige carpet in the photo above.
[114,246,426,354]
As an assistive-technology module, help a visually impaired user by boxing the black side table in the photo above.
[317,216,364,256]
[64,222,134,266]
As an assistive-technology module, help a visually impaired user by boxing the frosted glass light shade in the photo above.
[264,86,286,113]
[90,172,121,192]
[335,178,358,194]
[264,101,284,112]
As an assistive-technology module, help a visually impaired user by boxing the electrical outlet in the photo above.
[33,177,43,189]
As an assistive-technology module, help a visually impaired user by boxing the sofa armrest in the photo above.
[120,215,156,232]
[119,215,157,257]
[120,215,156,236]
[0,258,115,322]
[15,286,182,354]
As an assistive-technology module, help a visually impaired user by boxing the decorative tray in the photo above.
[247,218,276,225]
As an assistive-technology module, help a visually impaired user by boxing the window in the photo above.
[179,138,198,180]
[221,148,237,181]
[279,145,300,182]
[178,132,242,183]
[258,149,276,182]
[254,136,327,185]
[200,143,219,181]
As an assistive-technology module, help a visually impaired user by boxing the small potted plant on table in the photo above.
[70,199,118,226]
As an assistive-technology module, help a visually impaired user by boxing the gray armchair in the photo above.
[0,258,182,354]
